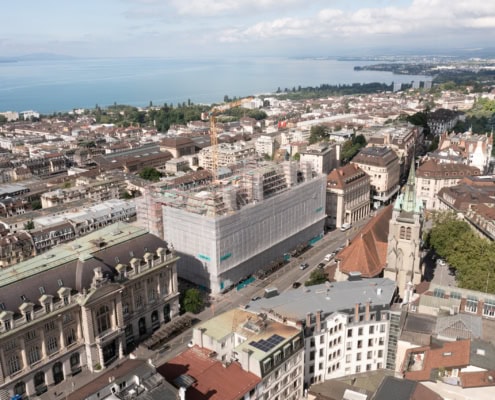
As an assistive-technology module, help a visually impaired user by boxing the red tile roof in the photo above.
[337,205,392,278]
[403,340,471,381]
[158,347,261,400]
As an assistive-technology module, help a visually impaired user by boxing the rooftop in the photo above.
[246,278,396,322]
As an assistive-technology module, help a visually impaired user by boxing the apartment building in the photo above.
[416,159,480,210]
[438,175,495,240]
[197,142,257,171]
[40,177,124,208]
[181,308,305,400]
[299,142,339,175]
[0,223,180,399]
[351,147,400,207]
[246,278,397,386]
[326,164,370,229]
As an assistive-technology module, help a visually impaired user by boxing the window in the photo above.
[65,328,77,345]
[135,294,144,309]
[466,296,478,313]
[96,305,111,334]
[45,303,51,313]
[358,327,363,335]
[123,302,129,315]
[4,319,11,331]
[406,227,411,240]
[347,329,352,337]
[44,321,56,332]
[63,313,73,324]
[450,291,461,300]
[400,226,405,239]
[28,346,40,365]
[356,353,361,361]
[367,351,372,359]
[47,336,58,353]
[346,354,351,363]
[483,299,495,317]
[25,330,37,341]
[57,279,63,287]
[369,325,374,334]
[7,354,21,375]
[355,365,361,373]
[378,350,383,357]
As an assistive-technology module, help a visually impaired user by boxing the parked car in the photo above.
[317,263,326,269]
[292,282,302,289]
[251,296,261,301]
[299,263,309,270]
[324,253,334,261]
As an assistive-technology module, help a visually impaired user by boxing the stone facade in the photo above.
[0,224,179,399]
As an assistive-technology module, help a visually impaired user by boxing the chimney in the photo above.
[354,303,360,322]
[130,258,140,274]
[306,312,312,328]
[316,310,322,332]
[365,301,370,321]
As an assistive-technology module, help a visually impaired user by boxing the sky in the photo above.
[1,0,495,58]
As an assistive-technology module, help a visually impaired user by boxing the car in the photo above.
[292,282,301,289]
[187,340,194,348]
[317,263,326,269]
[324,253,333,261]
[251,296,261,301]
[438,259,446,266]
[299,263,309,270]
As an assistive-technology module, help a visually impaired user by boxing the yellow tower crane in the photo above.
[209,97,254,181]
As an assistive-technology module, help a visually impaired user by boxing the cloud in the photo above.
[216,0,495,43]
[169,0,303,16]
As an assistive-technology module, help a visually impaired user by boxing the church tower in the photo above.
[384,160,423,301]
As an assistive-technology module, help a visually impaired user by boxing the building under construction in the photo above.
[157,160,326,293]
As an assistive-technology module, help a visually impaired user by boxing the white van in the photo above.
[324,253,333,262]
[340,223,352,232]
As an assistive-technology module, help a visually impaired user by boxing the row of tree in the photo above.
[426,212,495,293]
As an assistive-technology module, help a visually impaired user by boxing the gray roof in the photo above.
[403,313,436,334]
[470,339,495,370]
[373,376,417,400]
[247,278,396,321]
[0,223,169,312]
[434,314,482,340]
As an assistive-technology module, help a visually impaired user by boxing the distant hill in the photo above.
[0,53,75,63]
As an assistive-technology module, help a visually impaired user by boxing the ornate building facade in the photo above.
[0,223,179,399]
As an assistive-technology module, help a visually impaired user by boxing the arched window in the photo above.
[14,381,26,396]
[96,305,111,334]
[163,304,171,323]
[406,227,412,240]
[34,371,45,388]
[399,226,405,239]
[7,354,21,375]
[53,361,64,384]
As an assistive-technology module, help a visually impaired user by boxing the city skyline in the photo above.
[2,0,495,59]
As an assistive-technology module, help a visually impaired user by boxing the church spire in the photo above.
[402,159,416,213]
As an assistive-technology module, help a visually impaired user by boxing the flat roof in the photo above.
[247,278,396,321]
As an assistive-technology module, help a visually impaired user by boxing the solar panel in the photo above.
[249,334,285,352]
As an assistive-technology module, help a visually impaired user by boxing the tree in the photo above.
[427,212,495,293]
[183,288,203,314]
[305,269,327,286]
[0,115,7,125]
[31,200,42,210]
[293,153,300,161]
[309,125,327,144]
[138,167,162,182]
[24,220,35,230]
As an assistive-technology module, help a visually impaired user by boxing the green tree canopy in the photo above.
[427,212,495,293]
[305,269,328,286]
[309,125,328,144]
[183,288,203,314]
[138,167,162,182]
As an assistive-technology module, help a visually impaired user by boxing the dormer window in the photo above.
[45,303,51,313]
[4,319,11,331]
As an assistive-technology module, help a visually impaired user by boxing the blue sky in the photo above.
[2,0,495,58]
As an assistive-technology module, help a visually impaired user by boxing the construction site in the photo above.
[147,160,327,294]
